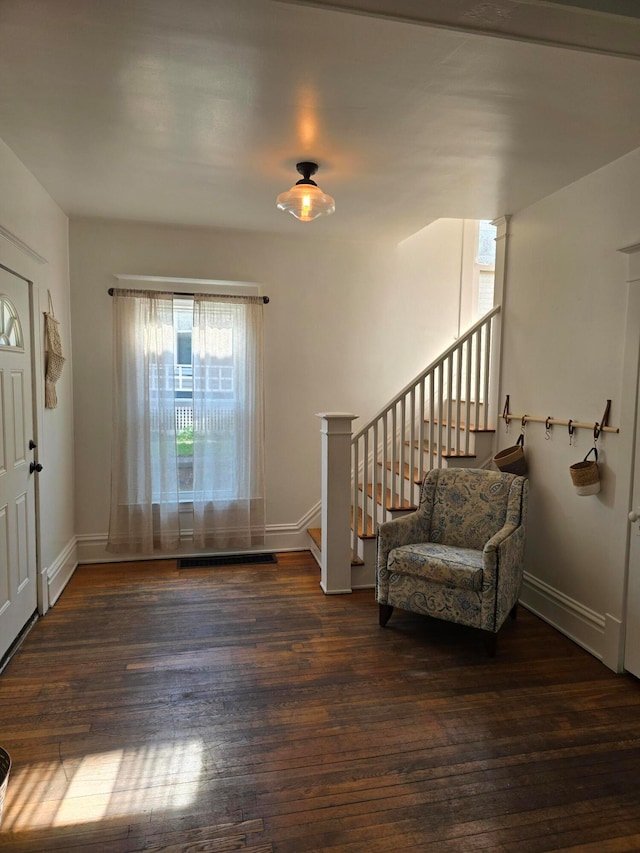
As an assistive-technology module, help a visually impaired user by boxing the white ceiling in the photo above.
[0,0,639,241]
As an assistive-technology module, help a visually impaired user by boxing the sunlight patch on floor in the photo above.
[3,739,205,829]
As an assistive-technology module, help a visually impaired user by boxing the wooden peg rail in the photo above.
[501,413,619,434]
[501,397,618,434]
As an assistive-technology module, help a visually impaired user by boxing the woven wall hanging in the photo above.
[44,291,65,408]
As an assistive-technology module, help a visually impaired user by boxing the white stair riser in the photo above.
[405,430,493,456]
[436,399,486,420]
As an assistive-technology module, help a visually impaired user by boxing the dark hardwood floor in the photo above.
[1,551,640,852]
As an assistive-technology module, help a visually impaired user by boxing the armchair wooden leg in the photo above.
[379,604,394,627]
[510,603,519,620]
[484,632,497,658]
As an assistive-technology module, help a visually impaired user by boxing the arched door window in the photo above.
[0,294,24,349]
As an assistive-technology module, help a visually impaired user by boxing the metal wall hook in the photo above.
[568,420,575,445]
[545,417,552,440]
[503,395,511,433]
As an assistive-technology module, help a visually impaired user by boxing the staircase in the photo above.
[309,305,502,590]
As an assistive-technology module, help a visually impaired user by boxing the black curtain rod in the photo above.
[107,287,269,303]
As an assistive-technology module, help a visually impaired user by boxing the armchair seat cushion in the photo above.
[389,543,483,591]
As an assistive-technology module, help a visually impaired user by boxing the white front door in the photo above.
[626,368,640,677]
[0,266,37,662]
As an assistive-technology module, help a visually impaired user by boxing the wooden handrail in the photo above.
[350,306,502,562]
[352,305,500,442]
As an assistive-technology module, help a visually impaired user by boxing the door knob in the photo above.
[629,508,640,523]
[29,462,43,474]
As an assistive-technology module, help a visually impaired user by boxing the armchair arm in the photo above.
[376,510,431,602]
[481,522,526,631]
[485,522,518,554]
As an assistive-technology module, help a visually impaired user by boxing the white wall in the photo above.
[69,217,467,559]
[0,137,75,607]
[501,146,640,669]
[393,218,471,375]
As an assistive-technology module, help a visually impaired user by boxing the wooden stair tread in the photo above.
[405,439,477,459]
[357,482,416,511]
[307,527,321,549]
[382,460,423,486]
[423,419,495,433]
[307,528,364,566]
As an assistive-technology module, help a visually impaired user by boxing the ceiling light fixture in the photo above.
[276,161,335,222]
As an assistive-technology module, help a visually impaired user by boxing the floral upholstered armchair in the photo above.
[376,467,528,655]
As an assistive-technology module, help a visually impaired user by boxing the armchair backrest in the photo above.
[420,468,525,550]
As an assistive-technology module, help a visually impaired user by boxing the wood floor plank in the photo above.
[0,552,639,851]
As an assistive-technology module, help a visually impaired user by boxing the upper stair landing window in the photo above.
[475,220,497,320]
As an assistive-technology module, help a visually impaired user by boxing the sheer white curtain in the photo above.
[192,294,265,548]
[107,290,180,553]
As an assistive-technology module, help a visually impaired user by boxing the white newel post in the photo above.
[316,412,358,595]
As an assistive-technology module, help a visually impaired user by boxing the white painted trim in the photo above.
[320,582,352,595]
[45,537,78,608]
[603,614,625,674]
[520,571,608,664]
[76,503,323,564]
[76,534,319,564]
[618,240,640,677]
[0,224,47,265]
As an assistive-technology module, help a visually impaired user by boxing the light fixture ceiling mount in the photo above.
[276,161,335,222]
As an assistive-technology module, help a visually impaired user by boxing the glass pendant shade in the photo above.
[276,162,335,222]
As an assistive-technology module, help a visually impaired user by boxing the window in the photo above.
[474,220,496,319]
[108,289,265,554]
[0,295,23,349]
[174,299,238,497]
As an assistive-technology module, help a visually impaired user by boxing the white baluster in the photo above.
[399,397,406,506]
[483,318,492,431]
[391,404,397,507]
[418,378,425,493]
[465,338,472,454]
[382,412,389,523]
[372,420,379,523]
[363,428,369,540]
[408,387,416,508]
[428,370,435,476]
[455,343,462,456]
[446,354,453,458]
[351,440,358,559]
[474,329,482,433]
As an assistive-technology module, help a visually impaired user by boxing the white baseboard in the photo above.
[76,502,323,565]
[603,613,625,674]
[520,571,622,671]
[44,537,78,610]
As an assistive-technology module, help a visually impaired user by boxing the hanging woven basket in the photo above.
[493,433,528,476]
[569,446,600,495]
